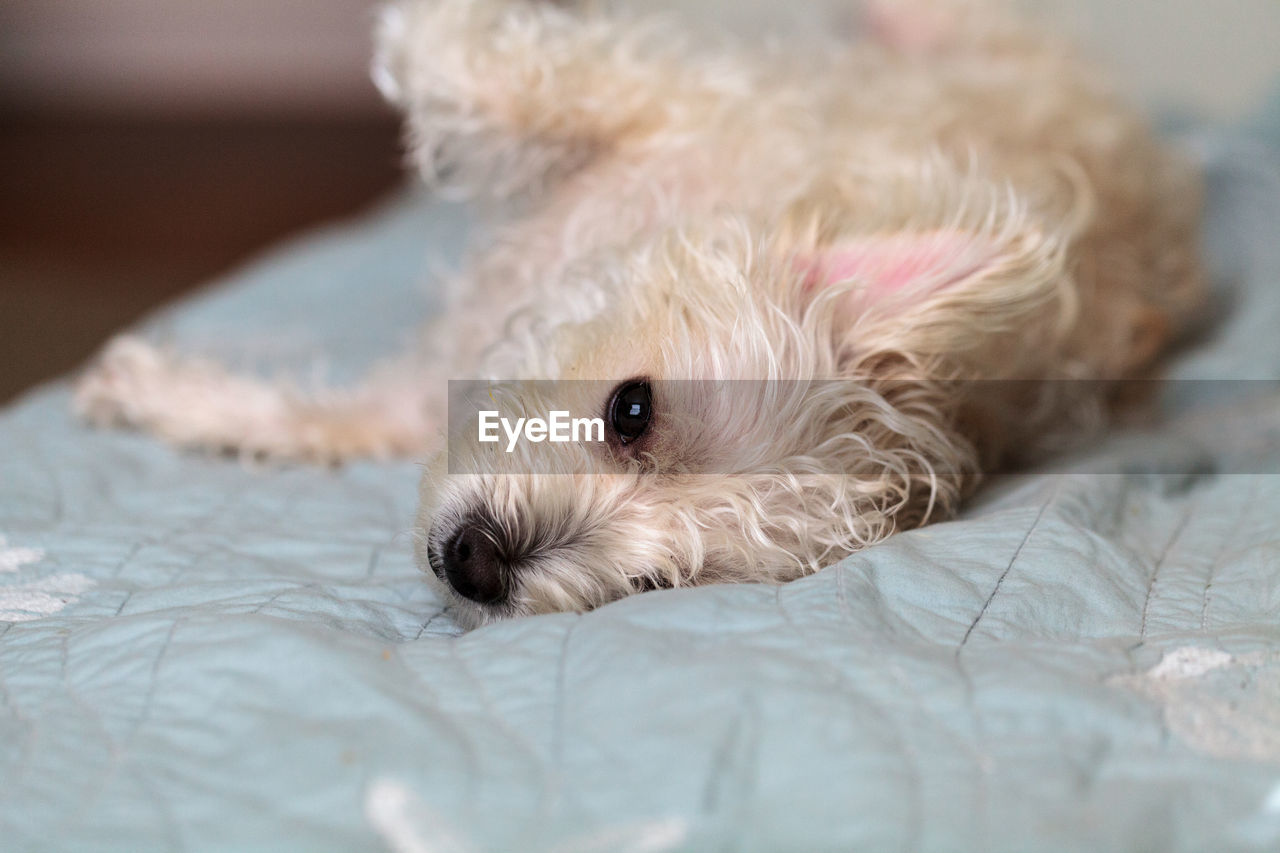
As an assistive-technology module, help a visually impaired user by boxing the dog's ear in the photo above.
[790,225,1073,369]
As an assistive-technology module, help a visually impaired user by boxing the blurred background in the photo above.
[2,0,1279,403]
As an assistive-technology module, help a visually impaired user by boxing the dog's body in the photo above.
[77,0,1204,627]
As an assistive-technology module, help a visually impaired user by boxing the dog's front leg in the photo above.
[74,336,443,464]
[374,0,727,200]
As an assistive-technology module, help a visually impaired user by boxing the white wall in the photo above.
[1033,0,1280,120]
[1,0,1277,119]
[663,0,1280,120]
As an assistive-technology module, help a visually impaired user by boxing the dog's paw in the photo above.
[864,0,998,53]
[73,336,168,428]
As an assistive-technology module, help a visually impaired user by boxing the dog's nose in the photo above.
[441,526,508,605]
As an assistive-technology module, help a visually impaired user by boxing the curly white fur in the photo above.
[76,0,1204,628]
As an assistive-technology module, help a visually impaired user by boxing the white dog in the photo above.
[77,0,1204,628]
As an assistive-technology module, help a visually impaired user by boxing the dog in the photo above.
[76,0,1205,628]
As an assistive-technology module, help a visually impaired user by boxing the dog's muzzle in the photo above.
[429,517,510,606]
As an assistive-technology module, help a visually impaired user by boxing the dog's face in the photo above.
[418,207,1065,628]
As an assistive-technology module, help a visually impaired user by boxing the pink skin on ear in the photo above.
[795,230,993,312]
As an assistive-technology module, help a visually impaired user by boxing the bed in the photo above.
[3,114,1280,851]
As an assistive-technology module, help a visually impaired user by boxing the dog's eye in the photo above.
[609,380,652,445]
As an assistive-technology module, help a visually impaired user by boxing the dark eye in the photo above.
[609,380,652,445]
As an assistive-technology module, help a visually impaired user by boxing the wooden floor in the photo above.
[0,112,405,404]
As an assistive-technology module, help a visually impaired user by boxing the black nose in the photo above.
[441,526,508,605]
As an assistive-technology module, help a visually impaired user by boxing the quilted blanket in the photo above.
[3,126,1280,852]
